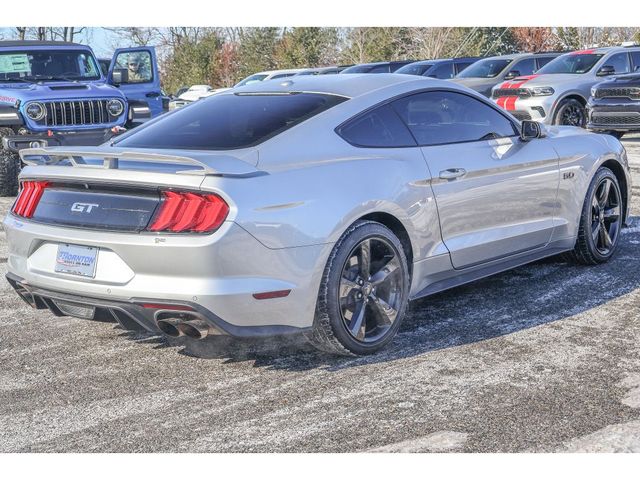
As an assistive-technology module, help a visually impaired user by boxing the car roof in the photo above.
[0,40,86,48]
[403,57,480,66]
[231,73,454,98]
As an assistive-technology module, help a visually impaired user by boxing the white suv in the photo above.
[490,45,640,126]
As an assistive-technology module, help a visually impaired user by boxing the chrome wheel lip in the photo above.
[338,236,404,344]
[591,177,621,256]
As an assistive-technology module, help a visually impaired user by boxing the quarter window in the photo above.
[391,91,517,146]
[337,104,416,148]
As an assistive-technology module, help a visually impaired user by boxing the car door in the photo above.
[391,90,559,269]
[108,47,163,120]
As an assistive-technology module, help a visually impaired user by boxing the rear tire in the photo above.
[553,98,587,128]
[0,128,19,197]
[566,167,623,265]
[307,220,410,356]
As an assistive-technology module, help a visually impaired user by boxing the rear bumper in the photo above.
[2,128,119,153]
[3,214,329,333]
[6,272,310,337]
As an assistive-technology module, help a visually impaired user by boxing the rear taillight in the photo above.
[12,181,49,218]
[148,191,229,233]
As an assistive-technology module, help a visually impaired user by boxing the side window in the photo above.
[454,61,474,75]
[270,73,294,79]
[429,62,454,79]
[511,58,536,76]
[535,56,554,70]
[605,53,631,74]
[391,91,517,146]
[632,51,640,72]
[369,64,389,73]
[337,104,416,148]
[114,50,153,84]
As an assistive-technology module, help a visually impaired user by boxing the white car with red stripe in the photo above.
[491,46,640,127]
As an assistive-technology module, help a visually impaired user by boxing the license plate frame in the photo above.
[54,243,99,278]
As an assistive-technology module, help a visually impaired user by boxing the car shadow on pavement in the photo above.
[143,216,640,372]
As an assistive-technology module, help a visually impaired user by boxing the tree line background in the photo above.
[5,27,640,93]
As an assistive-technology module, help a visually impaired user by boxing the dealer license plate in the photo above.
[54,243,99,278]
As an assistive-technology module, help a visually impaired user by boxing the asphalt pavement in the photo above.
[1,135,639,452]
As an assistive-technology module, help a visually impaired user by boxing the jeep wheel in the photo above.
[553,99,587,128]
[0,128,19,197]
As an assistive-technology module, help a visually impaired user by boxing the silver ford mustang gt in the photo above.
[4,74,632,355]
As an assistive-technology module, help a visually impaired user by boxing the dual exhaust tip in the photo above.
[157,318,211,340]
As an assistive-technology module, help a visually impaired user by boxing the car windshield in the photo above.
[235,74,268,87]
[456,58,512,78]
[114,92,348,150]
[0,49,101,82]
[396,64,434,76]
[536,53,604,74]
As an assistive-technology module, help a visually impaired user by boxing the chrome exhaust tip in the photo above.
[177,320,210,340]
[157,319,184,338]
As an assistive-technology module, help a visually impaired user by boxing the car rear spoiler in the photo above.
[19,146,265,178]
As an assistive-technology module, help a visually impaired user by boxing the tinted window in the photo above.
[605,53,631,74]
[632,52,640,72]
[535,56,555,70]
[537,53,604,74]
[369,64,390,73]
[338,104,416,148]
[396,63,434,76]
[116,93,347,150]
[454,61,475,74]
[511,58,536,76]
[391,91,516,146]
[429,62,454,79]
[270,73,295,79]
[457,58,512,78]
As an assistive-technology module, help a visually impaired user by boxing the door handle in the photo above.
[439,168,467,180]
[146,92,161,98]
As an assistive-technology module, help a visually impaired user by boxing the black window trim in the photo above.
[335,87,521,149]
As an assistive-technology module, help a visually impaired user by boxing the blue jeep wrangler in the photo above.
[0,40,164,195]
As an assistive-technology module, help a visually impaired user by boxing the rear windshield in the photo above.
[456,58,512,78]
[396,63,434,76]
[115,92,348,150]
[537,53,604,74]
[342,64,385,74]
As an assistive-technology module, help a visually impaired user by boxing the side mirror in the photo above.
[520,120,543,141]
[111,68,129,85]
[597,65,615,76]
[504,70,521,80]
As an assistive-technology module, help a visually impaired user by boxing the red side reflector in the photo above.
[139,303,195,311]
[12,181,49,218]
[148,190,229,233]
[252,290,291,300]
